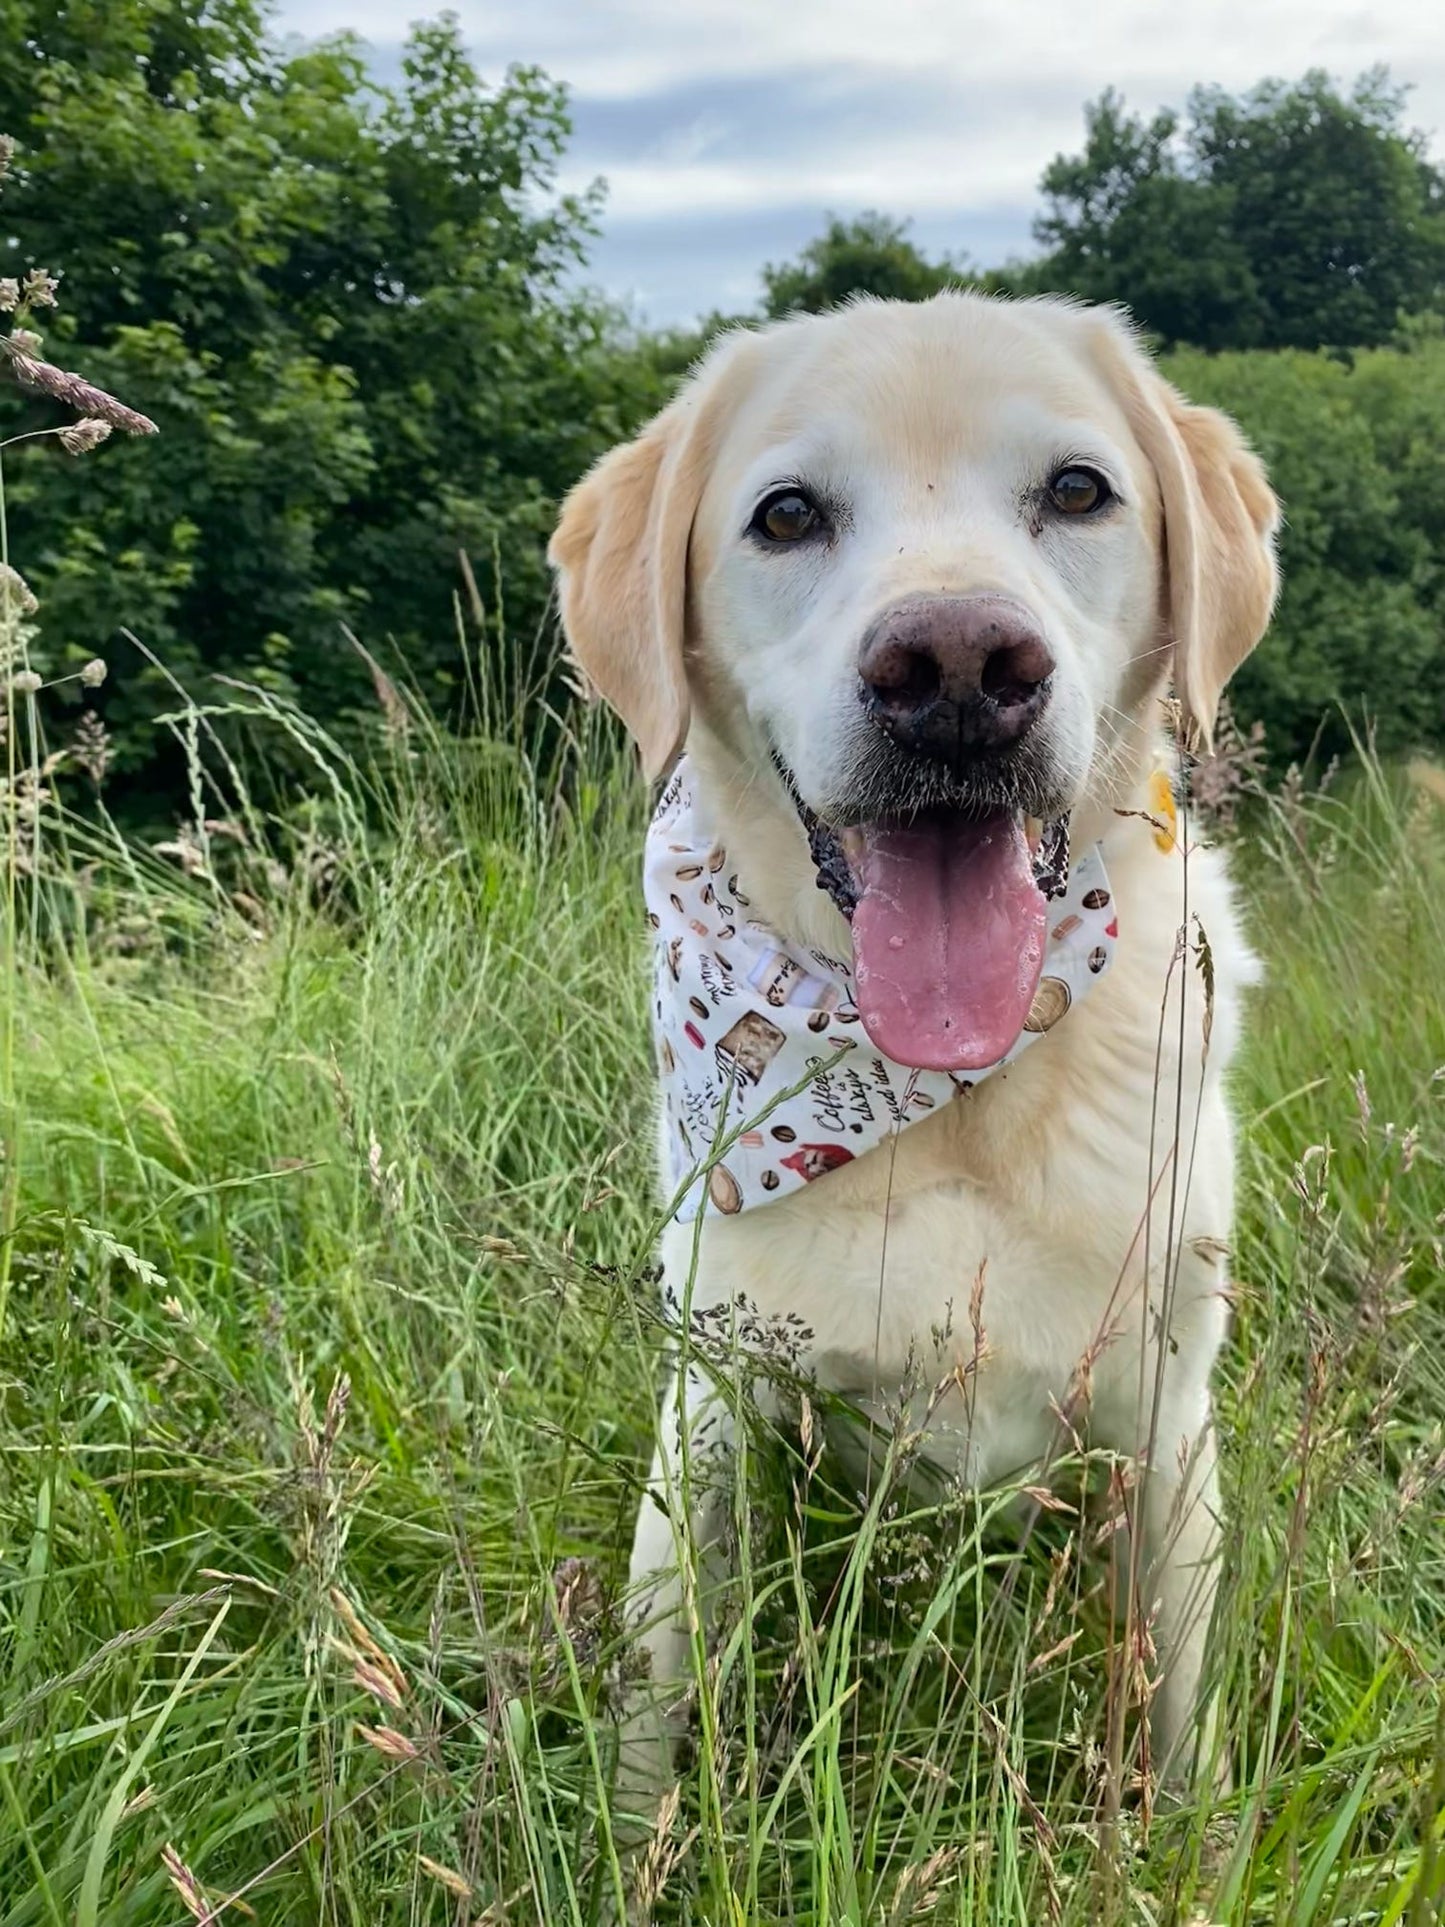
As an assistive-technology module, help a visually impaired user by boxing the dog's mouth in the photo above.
[776,759,1072,1074]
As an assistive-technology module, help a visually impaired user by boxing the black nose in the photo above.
[858,593,1055,762]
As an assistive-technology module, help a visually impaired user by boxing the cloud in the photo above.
[278,0,1445,323]
[559,65,1089,217]
[285,0,1445,112]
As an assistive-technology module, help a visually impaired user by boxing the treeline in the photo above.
[2,2,1444,814]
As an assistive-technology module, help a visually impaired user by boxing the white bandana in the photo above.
[648,759,1118,1221]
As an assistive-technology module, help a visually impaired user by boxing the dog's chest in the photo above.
[660,982,1232,1483]
[655,830,1244,1481]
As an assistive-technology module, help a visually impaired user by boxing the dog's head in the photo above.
[550,293,1278,1071]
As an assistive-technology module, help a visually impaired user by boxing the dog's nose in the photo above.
[858,593,1055,759]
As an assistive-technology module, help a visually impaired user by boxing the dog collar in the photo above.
[647,759,1119,1222]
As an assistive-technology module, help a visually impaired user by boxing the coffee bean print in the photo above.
[807,1010,830,1032]
[669,893,685,914]
[676,864,703,882]
[708,1164,742,1214]
[647,911,660,929]
[760,1168,779,1191]
[1082,888,1111,911]
[1087,946,1108,974]
[688,996,709,1021]
[708,846,726,873]
[771,1124,797,1143]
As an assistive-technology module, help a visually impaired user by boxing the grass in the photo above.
[0,677,1442,1926]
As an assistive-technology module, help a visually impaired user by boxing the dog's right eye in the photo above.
[750,488,825,545]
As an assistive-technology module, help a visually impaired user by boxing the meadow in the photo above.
[0,659,1441,1927]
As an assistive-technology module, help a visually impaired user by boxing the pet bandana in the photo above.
[648,759,1120,1221]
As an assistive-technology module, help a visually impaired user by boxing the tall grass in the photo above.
[0,677,1441,1924]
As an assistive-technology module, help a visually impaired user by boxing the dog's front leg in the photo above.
[617,1359,742,1820]
[1138,1406,1226,1791]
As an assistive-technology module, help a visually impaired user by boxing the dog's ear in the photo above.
[549,357,735,779]
[1090,314,1280,750]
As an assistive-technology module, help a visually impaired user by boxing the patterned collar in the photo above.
[646,759,1119,1221]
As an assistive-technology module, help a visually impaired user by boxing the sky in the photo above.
[277,0,1445,328]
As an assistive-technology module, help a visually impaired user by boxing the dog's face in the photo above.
[685,298,1167,832]
[552,294,1279,1070]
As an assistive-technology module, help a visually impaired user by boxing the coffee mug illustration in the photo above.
[715,1010,787,1087]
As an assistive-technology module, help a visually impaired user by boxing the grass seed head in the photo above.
[357,1721,421,1762]
[160,1844,215,1924]
[416,1855,472,1899]
[72,710,112,784]
[57,417,111,455]
[0,334,158,434]
[20,267,59,308]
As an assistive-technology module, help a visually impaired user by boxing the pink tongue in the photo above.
[851,813,1046,1071]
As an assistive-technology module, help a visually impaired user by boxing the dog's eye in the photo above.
[751,488,824,544]
[1047,467,1112,516]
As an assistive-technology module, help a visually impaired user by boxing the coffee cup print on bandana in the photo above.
[1023,975,1072,1034]
[747,949,841,1013]
[716,1010,787,1087]
[779,1143,855,1183]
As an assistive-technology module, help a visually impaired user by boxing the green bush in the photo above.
[0,1,671,812]
[1165,336,1445,765]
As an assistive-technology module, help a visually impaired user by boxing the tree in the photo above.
[1031,72,1445,351]
[1029,91,1265,348]
[0,0,664,809]
[1164,338,1445,763]
[761,213,967,318]
[1188,72,1445,352]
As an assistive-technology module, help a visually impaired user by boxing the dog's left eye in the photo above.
[1047,467,1113,516]
[750,488,825,544]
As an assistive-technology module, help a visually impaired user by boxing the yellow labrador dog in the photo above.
[550,292,1277,1796]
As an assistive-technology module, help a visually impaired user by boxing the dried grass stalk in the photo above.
[0,335,157,435]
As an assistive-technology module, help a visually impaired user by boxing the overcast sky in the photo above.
[278,0,1445,327]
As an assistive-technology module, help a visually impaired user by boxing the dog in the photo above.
[549,291,1278,1801]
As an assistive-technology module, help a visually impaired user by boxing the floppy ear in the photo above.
[1091,316,1280,750]
[549,381,720,780]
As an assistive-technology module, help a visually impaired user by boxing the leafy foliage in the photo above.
[761,211,969,316]
[1031,71,1445,350]
[1165,333,1445,764]
[0,0,666,808]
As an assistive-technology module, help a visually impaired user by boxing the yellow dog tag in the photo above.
[1148,767,1179,853]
